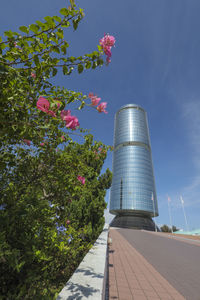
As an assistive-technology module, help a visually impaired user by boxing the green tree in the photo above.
[0,2,114,299]
[172,225,179,232]
[160,224,179,233]
[160,224,172,232]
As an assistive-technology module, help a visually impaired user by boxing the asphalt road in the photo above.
[118,228,200,300]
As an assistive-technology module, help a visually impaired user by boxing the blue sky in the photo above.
[1,0,200,230]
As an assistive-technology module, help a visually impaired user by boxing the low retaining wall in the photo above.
[57,224,109,300]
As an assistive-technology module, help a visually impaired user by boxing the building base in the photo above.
[110,214,159,231]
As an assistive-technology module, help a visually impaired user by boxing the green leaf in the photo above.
[70,0,75,7]
[92,61,97,69]
[44,16,54,26]
[39,125,50,129]
[33,55,40,66]
[52,68,57,77]
[97,59,103,66]
[53,16,62,22]
[56,29,64,40]
[85,61,91,69]
[36,20,45,28]
[62,65,68,75]
[19,26,29,34]
[97,45,102,52]
[5,55,14,62]
[69,56,75,62]
[41,33,48,42]
[60,8,69,16]
[68,66,74,75]
[61,45,67,55]
[29,24,39,33]
[12,125,17,131]
[0,36,2,42]
[73,20,78,31]
[78,64,84,74]
[78,101,85,110]
[4,30,14,38]
[92,51,99,56]
[51,46,60,54]
[62,21,70,28]
[0,43,7,50]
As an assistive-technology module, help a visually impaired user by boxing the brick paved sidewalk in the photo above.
[108,228,185,300]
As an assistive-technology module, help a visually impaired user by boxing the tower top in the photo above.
[117,104,145,114]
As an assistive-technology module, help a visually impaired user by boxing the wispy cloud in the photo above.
[180,100,200,207]
[158,100,200,210]
[182,100,200,157]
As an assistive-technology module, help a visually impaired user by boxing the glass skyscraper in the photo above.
[109,104,159,230]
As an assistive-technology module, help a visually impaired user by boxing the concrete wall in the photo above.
[57,224,109,300]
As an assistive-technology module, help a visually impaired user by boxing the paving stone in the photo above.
[109,229,185,300]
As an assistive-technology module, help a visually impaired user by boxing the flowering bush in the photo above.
[0,2,114,299]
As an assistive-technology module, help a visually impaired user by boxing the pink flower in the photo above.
[88,93,101,106]
[104,47,112,58]
[97,102,108,114]
[60,109,71,120]
[24,139,31,146]
[61,135,65,141]
[77,175,85,185]
[66,219,71,225]
[65,115,79,130]
[47,110,57,118]
[56,102,61,109]
[37,97,50,113]
[37,96,58,117]
[31,72,36,78]
[40,142,45,146]
[60,109,79,129]
[88,92,94,98]
[100,34,115,48]
[106,57,111,64]
[99,34,115,64]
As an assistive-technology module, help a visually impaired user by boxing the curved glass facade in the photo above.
[110,104,158,217]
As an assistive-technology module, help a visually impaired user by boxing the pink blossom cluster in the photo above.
[61,109,79,130]
[37,96,57,117]
[99,34,115,64]
[36,97,79,129]
[88,93,107,114]
[88,93,101,106]
[97,102,107,114]
[77,175,85,185]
